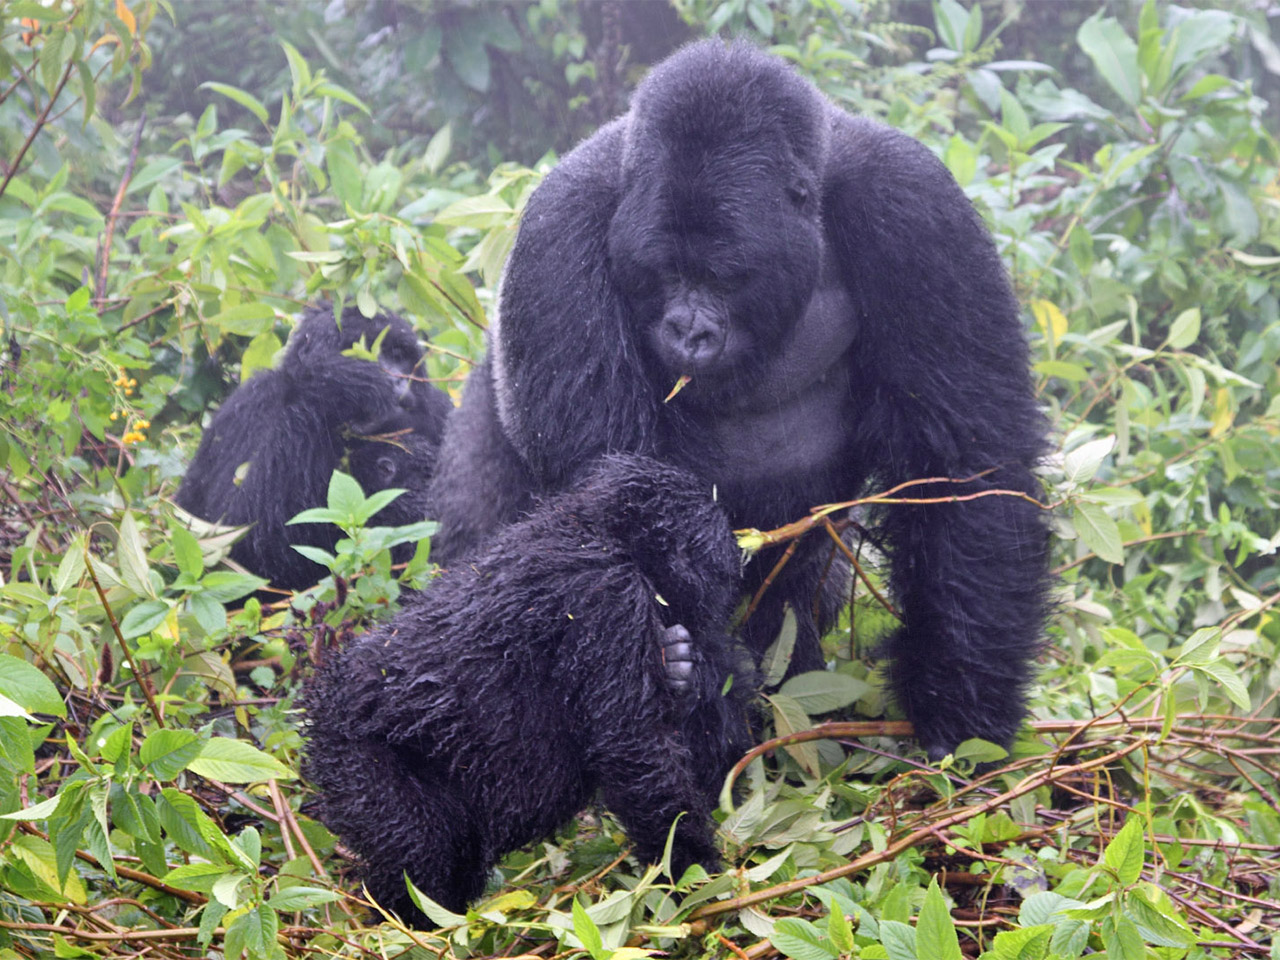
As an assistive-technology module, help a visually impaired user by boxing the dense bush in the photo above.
[1,1,1278,958]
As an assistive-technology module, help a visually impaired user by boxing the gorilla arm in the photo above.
[824,115,1050,756]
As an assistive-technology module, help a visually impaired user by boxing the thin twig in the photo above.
[82,545,165,728]
[96,115,146,305]
[0,58,74,200]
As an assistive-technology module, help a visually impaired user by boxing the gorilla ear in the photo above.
[375,455,398,487]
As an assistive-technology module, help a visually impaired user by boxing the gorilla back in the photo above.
[177,305,453,590]
[428,40,1051,758]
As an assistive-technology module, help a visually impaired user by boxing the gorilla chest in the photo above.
[665,366,857,528]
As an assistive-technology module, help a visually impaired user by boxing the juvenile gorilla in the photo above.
[428,40,1051,758]
[302,455,752,923]
[177,305,453,590]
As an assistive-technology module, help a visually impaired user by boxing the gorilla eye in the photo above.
[787,183,809,208]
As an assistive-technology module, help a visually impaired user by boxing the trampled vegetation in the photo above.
[1,1,1278,958]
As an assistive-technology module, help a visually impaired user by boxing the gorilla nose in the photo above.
[662,308,726,368]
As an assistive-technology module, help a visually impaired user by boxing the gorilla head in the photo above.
[611,44,829,387]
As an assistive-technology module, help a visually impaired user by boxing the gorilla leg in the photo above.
[592,731,721,878]
[309,737,487,923]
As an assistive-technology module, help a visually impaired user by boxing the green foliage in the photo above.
[2,2,1280,959]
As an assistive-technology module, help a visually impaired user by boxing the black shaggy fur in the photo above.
[177,305,453,590]
[427,40,1051,758]
[302,455,753,924]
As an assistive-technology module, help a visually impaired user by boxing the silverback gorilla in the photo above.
[302,455,753,923]
[427,41,1050,758]
[177,305,453,590]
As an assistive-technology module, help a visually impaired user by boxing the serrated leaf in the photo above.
[0,793,64,820]
[0,653,65,717]
[424,123,452,175]
[770,917,837,960]
[768,693,819,775]
[187,736,295,783]
[1063,436,1115,486]
[1195,659,1253,710]
[760,607,798,687]
[1173,627,1221,666]
[1072,502,1124,564]
[199,81,268,123]
[917,877,963,960]
[164,860,233,893]
[1078,12,1141,106]
[268,885,343,910]
[1127,888,1194,947]
[778,671,869,714]
[1165,308,1200,350]
[119,600,172,639]
[11,834,87,903]
[405,875,467,926]
[572,897,608,960]
[140,729,202,779]
[117,511,154,598]
[156,789,219,860]
[878,919,916,960]
[1103,816,1145,886]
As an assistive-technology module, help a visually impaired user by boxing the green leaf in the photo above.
[760,606,798,687]
[572,897,608,960]
[768,693,819,775]
[405,875,467,926]
[1195,660,1253,710]
[424,124,452,175]
[1078,12,1141,106]
[280,39,311,94]
[917,878,962,960]
[164,861,234,893]
[119,600,172,639]
[771,917,839,960]
[171,524,203,579]
[187,736,295,783]
[1102,915,1145,960]
[1072,502,1124,564]
[1063,436,1115,486]
[325,470,365,517]
[156,788,220,860]
[0,653,66,717]
[11,834,87,903]
[207,303,276,337]
[1103,816,1145,886]
[878,919,917,960]
[117,511,154,598]
[268,885,343,910]
[199,82,269,124]
[1165,308,1200,350]
[1127,888,1195,947]
[827,909,855,956]
[778,671,869,715]
[0,793,65,821]
[140,729,202,780]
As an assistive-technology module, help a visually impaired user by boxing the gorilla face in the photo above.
[607,146,824,397]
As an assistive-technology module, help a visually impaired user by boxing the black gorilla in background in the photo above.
[427,40,1051,758]
[302,455,753,923]
[177,305,453,590]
